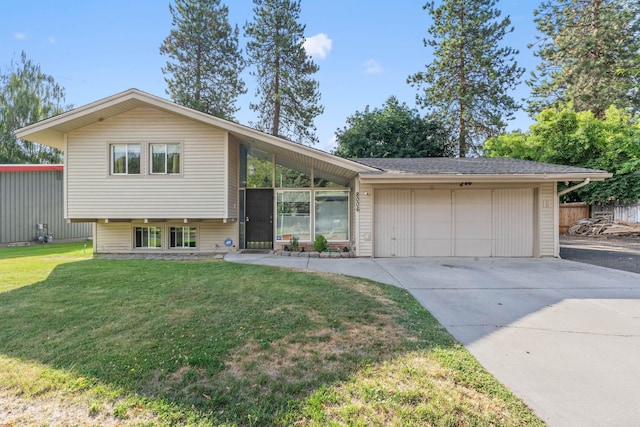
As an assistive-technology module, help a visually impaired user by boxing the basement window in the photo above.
[134,226,162,248]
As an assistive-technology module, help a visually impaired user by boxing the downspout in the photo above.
[558,178,591,197]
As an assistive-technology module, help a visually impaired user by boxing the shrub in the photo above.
[313,235,328,252]
[290,235,300,251]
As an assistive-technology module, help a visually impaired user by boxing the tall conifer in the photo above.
[408,0,524,157]
[244,0,323,145]
[160,0,245,120]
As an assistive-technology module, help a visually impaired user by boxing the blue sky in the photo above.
[1,0,539,152]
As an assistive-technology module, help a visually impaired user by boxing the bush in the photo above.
[290,235,300,251]
[313,235,328,252]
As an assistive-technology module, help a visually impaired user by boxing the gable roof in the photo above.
[15,88,376,184]
[356,157,611,183]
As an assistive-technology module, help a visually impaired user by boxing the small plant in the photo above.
[313,235,328,252]
[290,235,300,251]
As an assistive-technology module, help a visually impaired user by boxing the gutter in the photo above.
[558,178,591,197]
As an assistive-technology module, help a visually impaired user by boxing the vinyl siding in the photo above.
[94,220,238,253]
[227,138,239,219]
[538,182,557,257]
[357,183,374,256]
[0,170,92,244]
[66,107,228,219]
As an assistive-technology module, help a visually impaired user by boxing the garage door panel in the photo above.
[455,239,492,257]
[414,190,452,256]
[375,190,412,257]
[415,239,452,256]
[455,222,492,239]
[493,189,534,257]
[415,220,451,239]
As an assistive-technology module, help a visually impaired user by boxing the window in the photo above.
[170,226,197,248]
[151,143,181,174]
[134,226,162,248]
[275,159,310,188]
[315,191,349,241]
[276,191,311,241]
[111,144,140,175]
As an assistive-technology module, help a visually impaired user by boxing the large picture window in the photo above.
[315,191,349,241]
[134,226,162,248]
[276,191,311,241]
[111,144,140,175]
[170,226,197,248]
[151,143,181,174]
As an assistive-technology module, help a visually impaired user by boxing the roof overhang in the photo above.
[15,89,377,183]
[358,171,612,184]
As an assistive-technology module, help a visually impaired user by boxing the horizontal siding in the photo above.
[94,221,238,253]
[357,183,374,256]
[227,138,238,218]
[66,107,227,219]
[539,182,557,257]
[0,170,92,244]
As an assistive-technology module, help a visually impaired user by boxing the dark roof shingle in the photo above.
[355,157,607,175]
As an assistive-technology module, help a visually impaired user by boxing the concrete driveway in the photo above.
[226,253,640,427]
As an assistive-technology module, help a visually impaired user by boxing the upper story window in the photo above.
[111,144,140,175]
[151,143,181,174]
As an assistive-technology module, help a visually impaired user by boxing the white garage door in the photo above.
[374,188,534,257]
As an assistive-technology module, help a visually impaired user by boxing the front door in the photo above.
[245,189,273,249]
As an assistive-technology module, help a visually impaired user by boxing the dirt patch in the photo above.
[221,314,407,385]
[0,388,155,427]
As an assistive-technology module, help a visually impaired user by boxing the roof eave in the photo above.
[358,172,612,184]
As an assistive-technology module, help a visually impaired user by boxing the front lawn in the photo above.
[0,242,543,426]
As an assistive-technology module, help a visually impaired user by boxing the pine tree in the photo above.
[528,0,640,118]
[408,0,524,157]
[244,0,323,145]
[160,0,245,120]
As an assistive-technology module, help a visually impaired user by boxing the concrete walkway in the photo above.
[225,253,640,427]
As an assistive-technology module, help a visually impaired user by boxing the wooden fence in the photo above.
[559,203,590,234]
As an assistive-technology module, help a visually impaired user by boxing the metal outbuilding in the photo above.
[0,164,92,245]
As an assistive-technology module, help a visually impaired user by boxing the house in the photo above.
[0,164,92,245]
[15,89,610,257]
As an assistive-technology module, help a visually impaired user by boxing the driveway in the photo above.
[561,236,640,274]
[226,253,640,427]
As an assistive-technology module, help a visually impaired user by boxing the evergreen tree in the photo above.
[0,51,69,164]
[160,0,245,120]
[334,96,452,158]
[528,0,640,118]
[408,0,524,157]
[244,0,323,145]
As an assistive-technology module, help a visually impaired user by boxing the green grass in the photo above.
[0,242,544,426]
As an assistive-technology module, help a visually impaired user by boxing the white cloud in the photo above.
[364,59,382,74]
[13,32,27,40]
[303,33,332,60]
[48,36,56,44]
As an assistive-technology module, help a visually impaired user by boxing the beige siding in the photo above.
[66,107,228,219]
[357,183,374,256]
[227,139,239,219]
[538,182,557,257]
[493,189,534,257]
[95,222,132,253]
[94,220,238,254]
[199,221,239,251]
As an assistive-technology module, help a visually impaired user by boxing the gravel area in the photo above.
[560,235,640,274]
